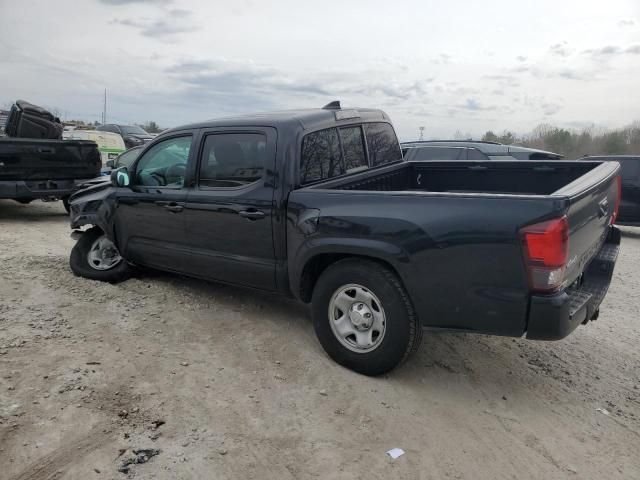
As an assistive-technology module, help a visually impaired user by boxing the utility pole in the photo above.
[102,89,107,124]
[419,126,425,141]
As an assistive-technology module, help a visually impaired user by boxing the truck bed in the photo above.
[313,160,599,196]
[291,159,620,338]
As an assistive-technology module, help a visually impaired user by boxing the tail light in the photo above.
[520,216,569,293]
[610,175,621,224]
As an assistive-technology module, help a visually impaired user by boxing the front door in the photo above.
[182,128,277,290]
[114,134,193,272]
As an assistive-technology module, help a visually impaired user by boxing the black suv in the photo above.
[402,140,563,161]
[578,156,640,225]
[96,124,154,148]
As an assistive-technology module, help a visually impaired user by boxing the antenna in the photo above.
[322,100,341,110]
[419,126,425,141]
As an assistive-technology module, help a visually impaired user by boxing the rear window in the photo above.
[339,126,367,172]
[364,122,401,166]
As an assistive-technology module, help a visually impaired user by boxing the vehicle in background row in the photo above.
[68,103,620,375]
[63,129,126,167]
[0,100,102,212]
[402,140,563,161]
[578,155,640,225]
[96,124,154,149]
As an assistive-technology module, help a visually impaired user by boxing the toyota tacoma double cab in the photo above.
[67,102,621,375]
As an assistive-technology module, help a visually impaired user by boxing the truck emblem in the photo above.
[598,198,609,217]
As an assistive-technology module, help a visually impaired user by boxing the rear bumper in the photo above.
[526,226,620,340]
[0,179,88,200]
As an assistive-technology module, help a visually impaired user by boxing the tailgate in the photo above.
[555,161,621,286]
[0,138,101,181]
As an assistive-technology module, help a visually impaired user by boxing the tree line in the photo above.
[481,122,640,158]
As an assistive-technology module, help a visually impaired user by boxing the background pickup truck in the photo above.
[0,100,101,211]
[67,103,621,375]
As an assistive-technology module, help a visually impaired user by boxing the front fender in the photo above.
[69,185,118,243]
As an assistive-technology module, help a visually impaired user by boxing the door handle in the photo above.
[238,209,265,220]
[155,200,184,212]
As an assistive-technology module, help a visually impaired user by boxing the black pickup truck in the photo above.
[67,103,621,375]
[0,101,101,211]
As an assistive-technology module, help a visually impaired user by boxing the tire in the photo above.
[69,227,131,282]
[311,258,422,376]
[62,197,70,214]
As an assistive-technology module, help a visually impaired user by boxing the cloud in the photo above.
[618,19,635,27]
[111,10,198,38]
[550,41,572,57]
[583,44,640,58]
[516,56,527,62]
[541,102,561,116]
[163,58,433,113]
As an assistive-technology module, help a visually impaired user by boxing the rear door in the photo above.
[182,128,277,290]
[114,133,193,272]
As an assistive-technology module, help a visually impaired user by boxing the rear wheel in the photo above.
[311,258,422,376]
[69,228,131,282]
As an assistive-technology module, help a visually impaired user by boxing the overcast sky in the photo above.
[1,0,639,140]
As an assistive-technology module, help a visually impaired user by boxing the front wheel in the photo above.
[69,228,131,282]
[311,258,422,376]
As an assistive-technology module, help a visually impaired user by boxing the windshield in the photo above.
[120,125,149,135]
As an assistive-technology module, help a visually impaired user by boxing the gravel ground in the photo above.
[1,199,639,480]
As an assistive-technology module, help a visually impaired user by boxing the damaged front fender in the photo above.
[69,183,119,242]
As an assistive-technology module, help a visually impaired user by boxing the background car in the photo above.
[96,123,154,148]
[578,155,640,224]
[63,129,126,167]
[402,140,563,161]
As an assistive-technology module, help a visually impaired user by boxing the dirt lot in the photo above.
[0,199,639,480]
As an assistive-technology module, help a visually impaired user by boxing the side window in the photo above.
[300,128,343,184]
[116,148,142,169]
[364,122,401,166]
[198,133,267,188]
[467,148,489,160]
[339,126,367,171]
[412,147,465,160]
[134,136,191,187]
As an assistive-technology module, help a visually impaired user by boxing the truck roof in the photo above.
[164,103,391,136]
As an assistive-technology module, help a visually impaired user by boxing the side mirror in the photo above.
[106,159,115,168]
[110,167,130,187]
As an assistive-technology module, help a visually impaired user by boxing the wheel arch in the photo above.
[294,241,411,303]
